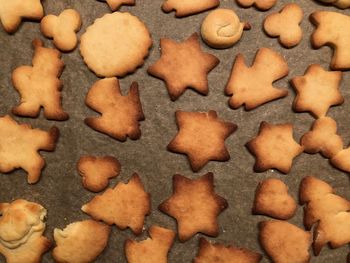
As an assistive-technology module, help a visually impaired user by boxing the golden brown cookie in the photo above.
[225,48,289,110]
[161,0,220,17]
[194,238,262,263]
[12,39,68,121]
[236,0,277,10]
[100,0,135,11]
[85,78,144,141]
[247,122,303,174]
[77,155,121,192]
[0,115,59,184]
[291,64,343,118]
[316,0,350,8]
[330,147,350,172]
[125,226,175,263]
[167,110,237,172]
[148,33,219,101]
[52,220,111,263]
[252,178,297,220]
[82,173,151,235]
[159,173,228,242]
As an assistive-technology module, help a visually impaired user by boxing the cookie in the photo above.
[252,178,297,220]
[259,220,311,263]
[99,0,135,11]
[0,0,44,33]
[85,78,144,141]
[40,9,82,52]
[77,155,121,192]
[159,173,228,242]
[167,110,237,172]
[291,64,344,118]
[194,238,262,263]
[201,9,251,49]
[148,33,219,101]
[310,11,350,70]
[316,0,350,9]
[80,12,152,77]
[0,115,59,184]
[225,48,289,110]
[247,122,303,174]
[300,176,350,255]
[0,199,51,263]
[236,0,277,10]
[12,39,68,121]
[301,117,343,159]
[263,3,303,48]
[330,147,350,172]
[125,226,175,263]
[82,173,151,235]
[52,220,111,263]
[161,0,220,17]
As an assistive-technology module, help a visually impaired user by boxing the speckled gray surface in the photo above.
[0,0,349,262]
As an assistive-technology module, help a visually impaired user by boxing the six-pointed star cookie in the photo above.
[247,122,303,174]
[148,33,219,101]
[159,173,228,242]
[168,110,237,172]
[291,64,344,118]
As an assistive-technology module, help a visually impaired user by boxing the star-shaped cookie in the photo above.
[148,33,219,101]
[247,122,303,174]
[167,110,237,172]
[159,173,228,242]
[291,64,343,118]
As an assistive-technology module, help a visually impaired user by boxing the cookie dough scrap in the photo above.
[0,199,51,263]
[291,64,344,118]
[161,0,220,17]
[263,3,303,48]
[0,115,59,184]
[52,220,111,263]
[159,173,228,242]
[310,11,350,70]
[225,48,289,110]
[236,0,277,10]
[316,0,350,9]
[0,0,44,33]
[194,238,262,263]
[99,0,136,11]
[80,12,152,77]
[82,173,151,235]
[247,122,303,174]
[77,155,121,192]
[252,178,297,220]
[148,33,219,101]
[125,225,175,263]
[85,78,144,142]
[300,176,350,255]
[167,110,237,172]
[40,9,82,52]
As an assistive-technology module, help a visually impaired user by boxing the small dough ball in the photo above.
[201,9,246,49]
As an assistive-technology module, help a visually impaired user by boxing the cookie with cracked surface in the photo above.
[161,0,219,17]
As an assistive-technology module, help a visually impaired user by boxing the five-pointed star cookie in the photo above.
[247,122,303,174]
[159,173,228,242]
[291,64,344,118]
[167,110,237,172]
[148,33,219,101]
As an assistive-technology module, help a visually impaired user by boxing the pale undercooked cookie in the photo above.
[161,0,220,17]
[0,115,59,184]
[263,3,303,48]
[0,0,44,33]
[0,199,51,263]
[253,178,297,220]
[225,48,289,110]
[247,122,303,174]
[167,110,237,172]
[40,9,82,52]
[12,39,68,121]
[316,0,350,9]
[85,77,144,141]
[125,225,175,263]
[236,0,277,10]
[80,12,152,77]
[99,0,136,11]
[52,220,111,263]
[159,173,228,242]
[148,33,219,100]
[77,155,121,192]
[291,64,343,118]
[82,173,151,235]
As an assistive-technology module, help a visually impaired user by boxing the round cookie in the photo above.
[201,9,250,49]
[80,12,152,77]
